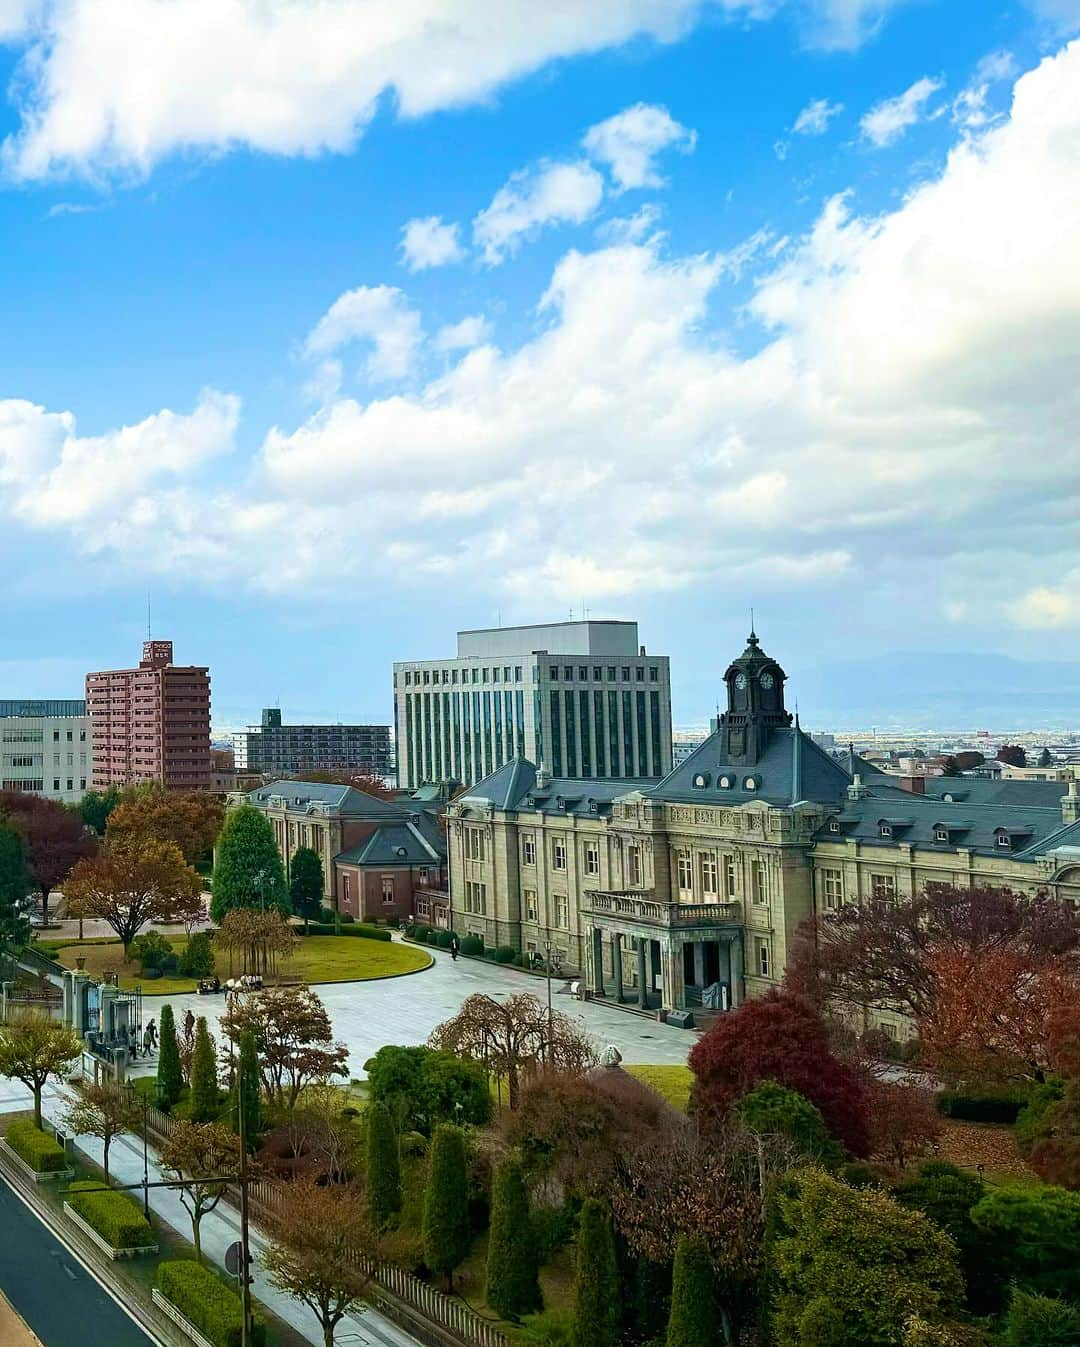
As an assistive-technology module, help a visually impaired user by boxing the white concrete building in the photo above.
[0,700,92,803]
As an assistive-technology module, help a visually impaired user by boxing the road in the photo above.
[0,1177,154,1347]
[132,938,695,1081]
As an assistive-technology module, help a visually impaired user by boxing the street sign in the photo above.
[225,1241,244,1277]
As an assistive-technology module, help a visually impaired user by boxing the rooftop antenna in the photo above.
[750,606,755,636]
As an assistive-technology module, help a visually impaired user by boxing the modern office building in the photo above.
[233,709,392,780]
[0,700,92,803]
[86,639,212,790]
[393,620,673,790]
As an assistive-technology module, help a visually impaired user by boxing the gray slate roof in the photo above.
[335,815,444,867]
[248,779,408,818]
[459,756,657,816]
[651,725,852,807]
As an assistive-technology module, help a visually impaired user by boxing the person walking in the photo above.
[144,1018,158,1054]
[184,1008,195,1040]
[450,934,460,961]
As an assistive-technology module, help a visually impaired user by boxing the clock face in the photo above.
[760,671,775,690]
[735,672,748,690]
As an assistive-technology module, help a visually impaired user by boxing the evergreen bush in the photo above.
[571,1199,619,1347]
[665,1236,714,1347]
[366,1100,401,1229]
[232,1030,261,1142]
[495,945,517,964]
[486,1157,541,1321]
[68,1180,154,1249]
[5,1119,67,1172]
[157,1260,265,1347]
[190,1017,219,1123]
[157,1005,183,1109]
[1004,1288,1080,1346]
[460,934,483,957]
[423,1124,471,1289]
[178,931,215,979]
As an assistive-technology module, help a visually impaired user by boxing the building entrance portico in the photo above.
[586,891,744,1013]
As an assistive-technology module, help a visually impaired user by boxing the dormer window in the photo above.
[829,820,841,833]
[997,832,1011,848]
[936,828,949,842]
[744,776,758,791]
[880,823,892,838]
[718,775,733,789]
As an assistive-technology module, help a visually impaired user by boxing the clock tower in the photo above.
[718,629,791,765]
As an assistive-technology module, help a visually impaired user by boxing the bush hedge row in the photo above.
[157,1260,265,1347]
[68,1180,155,1249]
[298,922,391,942]
[936,1089,1028,1124]
[5,1120,68,1172]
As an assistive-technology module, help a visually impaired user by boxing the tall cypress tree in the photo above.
[157,1004,183,1108]
[572,1199,619,1347]
[232,1029,261,1144]
[486,1157,541,1321]
[210,804,288,923]
[666,1237,715,1347]
[189,1016,218,1122]
[423,1123,471,1291]
[366,1100,401,1228]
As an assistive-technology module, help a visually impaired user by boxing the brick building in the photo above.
[86,639,212,790]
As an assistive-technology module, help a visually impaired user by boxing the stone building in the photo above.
[446,631,1080,1023]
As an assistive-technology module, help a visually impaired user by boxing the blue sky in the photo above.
[1,0,1079,733]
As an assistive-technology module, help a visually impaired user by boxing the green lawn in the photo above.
[55,932,431,994]
[625,1063,693,1112]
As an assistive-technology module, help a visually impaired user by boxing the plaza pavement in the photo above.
[133,937,696,1082]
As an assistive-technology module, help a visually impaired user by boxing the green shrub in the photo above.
[483,948,498,961]
[423,1124,471,1287]
[159,953,180,975]
[435,930,454,949]
[132,930,173,971]
[1003,1288,1080,1346]
[532,1204,578,1263]
[142,967,163,980]
[157,1260,265,1347]
[319,906,337,924]
[520,1311,573,1347]
[366,1101,401,1229]
[936,1088,1027,1124]
[572,1199,619,1347]
[840,1162,881,1188]
[5,1120,68,1172]
[411,924,431,942]
[341,911,355,923]
[427,929,441,946]
[298,922,392,942]
[178,931,215,979]
[495,945,517,964]
[666,1236,714,1347]
[68,1180,155,1249]
[1016,1080,1066,1157]
[403,924,417,939]
[460,934,483,957]
[486,1157,541,1320]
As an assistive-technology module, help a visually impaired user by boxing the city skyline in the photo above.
[3,3,1080,730]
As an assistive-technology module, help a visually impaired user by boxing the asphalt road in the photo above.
[0,1178,154,1347]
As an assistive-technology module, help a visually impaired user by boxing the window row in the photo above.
[519,832,602,878]
[403,665,524,686]
[521,888,571,929]
[549,665,660,683]
[674,848,766,903]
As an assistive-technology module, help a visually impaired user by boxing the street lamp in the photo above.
[225,985,253,1347]
[543,939,562,1062]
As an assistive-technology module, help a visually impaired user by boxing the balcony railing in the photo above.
[588,892,742,927]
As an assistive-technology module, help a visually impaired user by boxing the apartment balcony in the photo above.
[587,891,742,930]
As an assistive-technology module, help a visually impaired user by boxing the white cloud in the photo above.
[596,203,665,244]
[793,97,844,135]
[582,102,696,190]
[5,40,1080,632]
[304,286,421,381]
[473,160,605,265]
[435,315,492,352]
[1026,0,1080,32]
[952,51,1018,130]
[0,0,751,181]
[0,389,238,526]
[860,75,944,147]
[804,0,913,50]
[399,216,464,272]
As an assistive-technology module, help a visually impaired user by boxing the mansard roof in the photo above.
[458,755,658,816]
[249,779,415,819]
[651,725,852,807]
[335,814,445,867]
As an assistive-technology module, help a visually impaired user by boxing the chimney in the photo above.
[898,776,926,795]
[847,773,868,801]
[1062,778,1080,826]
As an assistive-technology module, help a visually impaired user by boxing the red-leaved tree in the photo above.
[688,989,869,1156]
[0,790,97,924]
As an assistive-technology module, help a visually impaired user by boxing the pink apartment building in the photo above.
[87,639,212,790]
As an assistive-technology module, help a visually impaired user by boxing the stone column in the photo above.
[612,934,624,1004]
[661,937,684,1011]
[592,927,605,996]
[692,942,705,989]
[730,933,745,1008]
[637,937,649,1009]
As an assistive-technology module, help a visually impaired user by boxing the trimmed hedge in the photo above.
[460,934,483,957]
[5,1120,68,1173]
[68,1180,155,1249]
[435,930,454,949]
[937,1089,1027,1124]
[157,1260,265,1347]
[495,945,516,964]
[298,922,392,942]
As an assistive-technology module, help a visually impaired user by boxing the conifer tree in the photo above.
[157,1003,183,1108]
[366,1100,401,1228]
[423,1123,470,1290]
[666,1236,715,1347]
[572,1199,619,1347]
[486,1156,541,1321]
[210,804,288,922]
[190,1016,218,1123]
[232,1029,261,1144]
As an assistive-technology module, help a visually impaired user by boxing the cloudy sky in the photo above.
[2,0,1079,732]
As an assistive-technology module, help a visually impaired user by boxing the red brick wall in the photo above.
[333,864,445,922]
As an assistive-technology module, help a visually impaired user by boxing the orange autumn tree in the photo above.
[917,945,1078,1087]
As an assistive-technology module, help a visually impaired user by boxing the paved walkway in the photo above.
[133,938,694,1082]
[0,1080,418,1347]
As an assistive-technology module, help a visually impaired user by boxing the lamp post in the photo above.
[543,939,561,1062]
[226,986,253,1347]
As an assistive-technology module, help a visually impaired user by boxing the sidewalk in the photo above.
[0,1081,419,1347]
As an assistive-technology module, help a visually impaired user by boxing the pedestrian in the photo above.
[450,934,460,962]
[184,1008,195,1040]
[145,1017,158,1053]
